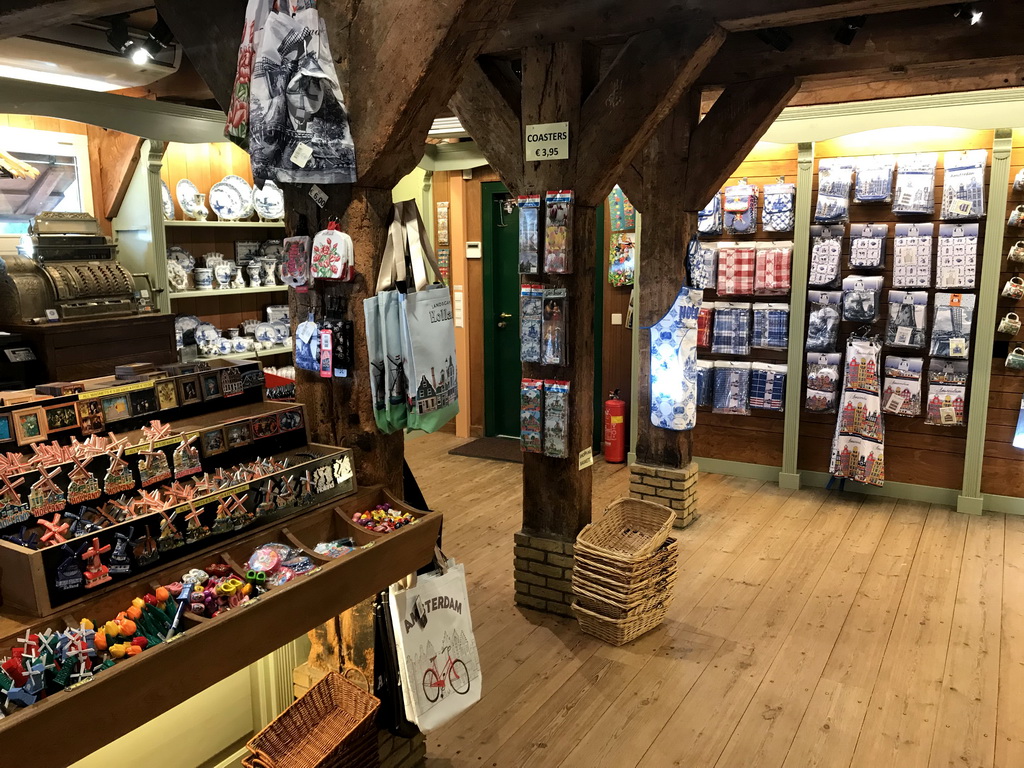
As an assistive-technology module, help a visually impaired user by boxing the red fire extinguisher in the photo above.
[603,389,627,464]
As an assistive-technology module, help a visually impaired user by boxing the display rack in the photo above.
[163,220,285,229]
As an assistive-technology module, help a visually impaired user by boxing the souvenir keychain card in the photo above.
[544,190,573,273]
[849,223,888,269]
[541,288,567,365]
[542,380,570,458]
[893,223,934,288]
[518,194,541,273]
[520,284,544,363]
[925,359,969,426]
[883,356,924,417]
[520,379,544,453]
[936,223,979,289]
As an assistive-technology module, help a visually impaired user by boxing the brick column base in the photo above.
[379,729,426,768]
[513,531,574,617]
[629,462,699,528]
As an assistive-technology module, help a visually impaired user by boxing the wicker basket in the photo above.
[573,553,678,589]
[572,600,668,646]
[573,571,677,604]
[574,538,679,582]
[244,671,381,768]
[575,498,675,561]
[574,583,674,619]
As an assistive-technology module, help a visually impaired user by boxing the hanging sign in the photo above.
[525,122,569,161]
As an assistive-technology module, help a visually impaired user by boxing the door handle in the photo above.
[499,313,513,318]
[498,321,507,328]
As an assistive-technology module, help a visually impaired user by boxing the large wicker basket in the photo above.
[575,498,675,562]
[574,541,678,587]
[243,671,381,768]
[572,600,668,646]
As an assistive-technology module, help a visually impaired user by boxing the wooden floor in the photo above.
[405,432,1024,768]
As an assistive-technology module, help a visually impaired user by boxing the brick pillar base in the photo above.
[379,728,426,768]
[629,462,699,528]
[513,531,575,617]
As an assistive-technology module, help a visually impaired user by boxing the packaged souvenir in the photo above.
[520,284,544,363]
[924,359,968,426]
[750,363,786,412]
[696,303,715,349]
[518,194,541,273]
[542,380,570,458]
[310,223,354,282]
[893,153,938,215]
[696,361,714,407]
[723,183,758,235]
[930,292,975,359]
[697,193,722,236]
[854,155,896,203]
[752,303,789,351]
[815,158,855,223]
[941,149,987,220]
[689,242,718,290]
[830,336,885,487]
[608,232,635,286]
[806,291,842,352]
[754,241,792,295]
[712,361,752,416]
[808,226,843,287]
[544,190,573,274]
[711,303,751,356]
[762,182,796,233]
[893,223,933,288]
[520,379,544,453]
[281,235,310,288]
[882,356,923,417]
[849,223,887,269]
[842,275,884,323]
[717,243,756,296]
[936,223,979,289]
[294,314,320,372]
[607,185,635,232]
[885,290,928,349]
[541,288,567,365]
[805,353,841,414]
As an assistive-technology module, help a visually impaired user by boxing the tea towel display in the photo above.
[893,223,933,288]
[805,353,841,413]
[882,356,923,417]
[893,153,938,215]
[717,244,756,296]
[754,242,792,295]
[749,363,787,411]
[849,223,887,269]
[940,149,987,220]
[752,303,789,350]
[712,361,752,416]
[649,285,702,431]
[829,336,885,487]
[711,303,751,355]
[924,360,968,426]
[244,1,356,183]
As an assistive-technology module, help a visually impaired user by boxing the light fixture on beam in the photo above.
[754,27,793,52]
[950,3,983,24]
[834,15,867,46]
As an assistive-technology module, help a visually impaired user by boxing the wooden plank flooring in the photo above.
[405,433,1022,768]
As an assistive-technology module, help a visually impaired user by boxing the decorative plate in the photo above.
[196,323,218,342]
[216,338,233,355]
[253,180,285,220]
[209,181,246,221]
[168,246,195,271]
[166,260,188,292]
[175,315,201,334]
[270,321,290,343]
[161,181,175,220]
[176,179,200,216]
[255,322,276,343]
[223,175,255,219]
[260,240,284,261]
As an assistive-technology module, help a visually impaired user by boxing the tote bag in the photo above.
[397,200,460,433]
[388,562,481,733]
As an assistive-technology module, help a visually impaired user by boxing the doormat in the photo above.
[448,437,523,464]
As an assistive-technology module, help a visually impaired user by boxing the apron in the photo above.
[650,284,702,431]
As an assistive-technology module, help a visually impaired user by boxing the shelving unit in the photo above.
[195,340,294,362]
[164,220,285,229]
[169,285,288,300]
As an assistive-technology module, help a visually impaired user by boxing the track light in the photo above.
[107,13,173,66]
[105,15,132,56]
[950,3,983,24]
[754,27,793,52]
[834,15,867,45]
[130,46,151,65]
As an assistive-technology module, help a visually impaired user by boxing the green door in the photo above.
[483,183,524,437]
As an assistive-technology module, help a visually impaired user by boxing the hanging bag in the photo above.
[224,0,274,148]
[311,222,355,282]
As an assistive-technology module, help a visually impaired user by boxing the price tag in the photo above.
[290,142,313,168]
[525,122,569,162]
[309,184,328,208]
[949,337,968,357]
[578,446,594,470]
[949,198,974,216]
[885,393,905,414]
[894,326,913,346]
[940,406,958,425]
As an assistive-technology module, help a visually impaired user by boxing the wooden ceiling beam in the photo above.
[699,3,1024,86]
[487,0,957,54]
[0,0,140,39]
[449,59,525,195]
[683,76,799,210]
[85,125,145,221]
[575,19,725,207]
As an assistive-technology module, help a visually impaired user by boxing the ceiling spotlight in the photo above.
[950,3,983,24]
[129,45,152,65]
[105,15,132,56]
[145,16,173,51]
[754,27,793,52]
[971,8,983,23]
[834,15,867,45]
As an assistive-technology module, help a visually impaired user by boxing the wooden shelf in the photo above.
[169,285,289,300]
[164,220,285,228]
[0,486,442,768]
[195,340,293,362]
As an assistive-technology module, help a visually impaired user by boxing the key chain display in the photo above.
[541,289,567,366]
[544,190,573,274]
[542,380,570,458]
[518,194,541,274]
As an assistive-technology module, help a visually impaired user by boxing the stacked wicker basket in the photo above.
[572,498,678,646]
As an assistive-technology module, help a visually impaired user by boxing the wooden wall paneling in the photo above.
[982,128,1024,495]
[694,141,799,467]
[449,175,471,437]
[797,127,994,490]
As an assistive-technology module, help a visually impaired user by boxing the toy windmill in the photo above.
[105,495,137,522]
[221,492,249,532]
[39,514,70,545]
[108,526,135,576]
[172,433,201,479]
[0,475,25,507]
[54,543,86,590]
[141,420,173,442]
[183,501,210,544]
[81,537,112,588]
[63,506,102,537]
[135,524,159,566]
[155,506,183,552]
[139,442,172,488]
[255,478,275,517]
